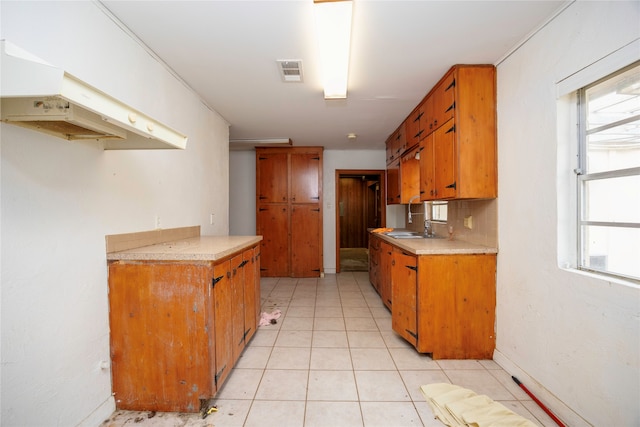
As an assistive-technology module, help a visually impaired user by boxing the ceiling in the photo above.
[100,0,568,151]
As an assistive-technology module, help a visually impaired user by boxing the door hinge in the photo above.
[445,101,455,113]
[212,276,223,287]
[406,265,418,272]
[446,78,455,91]
[406,329,418,340]
[238,260,249,269]
[445,182,457,189]
[445,124,455,134]
[259,208,268,211]
[312,208,320,212]
[214,365,226,387]
[312,156,320,160]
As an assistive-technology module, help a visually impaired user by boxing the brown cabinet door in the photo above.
[386,158,400,205]
[291,153,321,204]
[257,204,290,276]
[432,70,456,130]
[379,241,393,309]
[405,105,423,148]
[368,235,380,291]
[257,152,288,203]
[212,261,233,391]
[242,247,258,344]
[230,253,245,363]
[433,118,457,199]
[391,249,418,347]
[417,255,496,359]
[291,204,322,277]
[399,146,421,204]
[419,133,435,200]
[108,261,213,412]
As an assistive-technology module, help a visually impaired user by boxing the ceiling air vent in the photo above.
[277,60,303,83]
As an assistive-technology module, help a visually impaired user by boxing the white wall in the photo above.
[495,1,639,426]
[0,2,230,426]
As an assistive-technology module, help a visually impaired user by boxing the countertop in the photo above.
[106,235,262,261]
[372,230,497,255]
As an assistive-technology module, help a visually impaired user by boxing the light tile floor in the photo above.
[101,272,556,427]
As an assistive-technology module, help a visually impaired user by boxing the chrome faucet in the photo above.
[424,219,433,236]
[407,195,421,224]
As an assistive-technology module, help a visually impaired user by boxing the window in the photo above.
[576,61,640,282]
[431,201,448,222]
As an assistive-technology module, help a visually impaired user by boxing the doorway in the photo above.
[335,170,386,273]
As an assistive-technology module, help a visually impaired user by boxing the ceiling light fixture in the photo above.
[313,0,353,100]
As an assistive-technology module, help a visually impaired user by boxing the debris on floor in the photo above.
[258,309,282,326]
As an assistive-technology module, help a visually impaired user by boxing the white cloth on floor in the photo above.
[420,383,538,427]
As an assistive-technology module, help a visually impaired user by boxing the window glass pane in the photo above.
[581,225,640,280]
[586,120,640,174]
[584,175,640,223]
[586,65,640,130]
[431,202,447,222]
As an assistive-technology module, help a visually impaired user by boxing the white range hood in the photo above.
[0,40,187,150]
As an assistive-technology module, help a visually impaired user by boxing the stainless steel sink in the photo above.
[384,231,444,239]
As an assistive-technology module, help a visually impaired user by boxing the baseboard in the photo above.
[76,396,115,427]
[493,349,590,426]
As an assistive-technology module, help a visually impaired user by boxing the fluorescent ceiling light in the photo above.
[313,0,353,99]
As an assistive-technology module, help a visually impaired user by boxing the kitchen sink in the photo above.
[384,231,444,239]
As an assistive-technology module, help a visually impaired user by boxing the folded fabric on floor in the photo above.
[420,383,538,427]
[258,309,282,326]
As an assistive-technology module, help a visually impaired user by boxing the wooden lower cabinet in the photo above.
[372,237,496,359]
[108,244,260,412]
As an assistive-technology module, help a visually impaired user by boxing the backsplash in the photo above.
[404,199,498,248]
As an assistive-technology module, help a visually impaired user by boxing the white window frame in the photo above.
[575,61,640,283]
[556,40,640,286]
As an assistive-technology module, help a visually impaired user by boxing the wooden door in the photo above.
[242,247,257,344]
[434,118,457,199]
[291,204,321,277]
[230,253,245,363]
[257,152,288,203]
[339,177,367,248]
[291,152,321,204]
[212,261,233,390]
[391,249,418,347]
[257,204,289,276]
[108,261,213,412]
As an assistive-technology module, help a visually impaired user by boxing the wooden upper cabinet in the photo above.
[385,122,407,164]
[419,65,497,201]
[291,153,321,203]
[431,70,456,132]
[257,152,288,203]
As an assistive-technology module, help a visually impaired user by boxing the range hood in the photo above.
[0,40,187,150]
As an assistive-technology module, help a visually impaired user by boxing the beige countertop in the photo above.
[106,235,262,261]
[373,231,497,255]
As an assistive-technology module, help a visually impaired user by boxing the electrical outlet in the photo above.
[464,216,473,229]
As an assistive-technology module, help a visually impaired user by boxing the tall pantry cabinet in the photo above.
[256,147,323,277]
